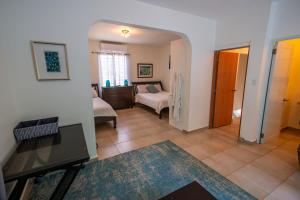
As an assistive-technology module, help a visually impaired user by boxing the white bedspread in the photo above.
[135,91,170,113]
[93,97,117,117]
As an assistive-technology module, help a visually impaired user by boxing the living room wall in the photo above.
[0,0,215,159]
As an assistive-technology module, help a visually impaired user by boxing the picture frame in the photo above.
[31,41,70,80]
[137,63,153,78]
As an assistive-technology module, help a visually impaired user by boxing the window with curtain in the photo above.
[99,53,129,87]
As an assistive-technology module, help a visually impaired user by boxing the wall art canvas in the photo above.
[31,41,70,80]
[137,63,153,78]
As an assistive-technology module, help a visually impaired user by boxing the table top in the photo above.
[159,181,216,200]
[3,124,90,182]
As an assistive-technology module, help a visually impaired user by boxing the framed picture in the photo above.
[137,63,153,78]
[31,41,70,80]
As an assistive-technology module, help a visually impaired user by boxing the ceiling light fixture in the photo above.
[121,29,130,38]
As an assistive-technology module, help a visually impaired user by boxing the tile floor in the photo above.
[95,106,300,200]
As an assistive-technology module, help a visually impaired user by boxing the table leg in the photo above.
[8,178,27,200]
[49,165,82,200]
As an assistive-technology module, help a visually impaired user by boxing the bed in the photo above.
[132,81,169,119]
[91,84,117,128]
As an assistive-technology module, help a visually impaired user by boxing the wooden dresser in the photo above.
[101,86,134,109]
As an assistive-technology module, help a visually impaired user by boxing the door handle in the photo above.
[283,98,289,102]
[232,89,237,92]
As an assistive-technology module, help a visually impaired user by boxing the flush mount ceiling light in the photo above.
[121,29,130,38]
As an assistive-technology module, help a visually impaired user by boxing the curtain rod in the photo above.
[91,51,130,55]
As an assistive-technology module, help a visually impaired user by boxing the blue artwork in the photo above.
[44,51,61,72]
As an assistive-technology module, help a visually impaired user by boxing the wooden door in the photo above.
[262,42,293,139]
[213,52,239,127]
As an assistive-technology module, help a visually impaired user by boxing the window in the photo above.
[99,53,129,87]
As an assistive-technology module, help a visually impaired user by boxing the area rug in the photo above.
[29,141,256,200]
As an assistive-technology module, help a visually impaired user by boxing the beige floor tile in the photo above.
[170,136,192,148]
[96,137,115,147]
[230,164,282,193]
[110,133,133,144]
[268,182,300,200]
[204,152,246,176]
[237,143,272,156]
[97,145,120,160]
[252,154,296,181]
[225,146,260,163]
[202,158,229,176]
[279,140,300,152]
[227,173,269,199]
[206,138,234,151]
[268,148,298,167]
[264,194,280,200]
[287,170,300,189]
[183,145,211,160]
[116,140,138,153]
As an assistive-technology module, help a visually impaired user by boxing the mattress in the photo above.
[93,97,117,117]
[135,91,170,113]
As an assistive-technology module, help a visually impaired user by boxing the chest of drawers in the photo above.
[101,86,134,109]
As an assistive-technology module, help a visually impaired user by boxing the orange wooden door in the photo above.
[213,52,239,127]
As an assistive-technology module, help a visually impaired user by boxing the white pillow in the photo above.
[137,85,149,93]
[92,88,98,98]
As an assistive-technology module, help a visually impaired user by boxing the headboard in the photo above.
[91,83,100,97]
[131,81,163,94]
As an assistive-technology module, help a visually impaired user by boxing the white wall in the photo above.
[0,51,18,165]
[214,0,273,142]
[0,0,216,159]
[127,44,171,91]
[271,0,300,40]
[170,39,189,130]
[88,40,100,83]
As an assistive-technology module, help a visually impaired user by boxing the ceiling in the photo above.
[137,0,270,20]
[88,22,180,45]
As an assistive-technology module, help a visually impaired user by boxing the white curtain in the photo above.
[98,53,129,87]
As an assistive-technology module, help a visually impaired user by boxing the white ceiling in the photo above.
[137,0,271,20]
[88,21,180,45]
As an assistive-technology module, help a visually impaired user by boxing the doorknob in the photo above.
[232,89,237,92]
[283,98,289,102]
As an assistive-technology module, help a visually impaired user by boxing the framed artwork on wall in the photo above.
[31,41,70,80]
[137,63,153,78]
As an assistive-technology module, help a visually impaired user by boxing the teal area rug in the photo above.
[29,141,256,200]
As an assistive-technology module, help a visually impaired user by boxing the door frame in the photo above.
[259,36,300,143]
[209,45,251,139]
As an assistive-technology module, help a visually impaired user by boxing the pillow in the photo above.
[137,85,149,93]
[92,88,98,98]
[146,84,159,93]
[154,84,162,91]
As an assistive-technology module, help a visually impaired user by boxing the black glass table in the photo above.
[159,181,216,200]
[3,123,90,200]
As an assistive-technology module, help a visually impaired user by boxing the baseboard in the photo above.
[183,126,209,134]
[238,137,257,144]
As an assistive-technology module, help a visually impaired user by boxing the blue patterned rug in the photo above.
[29,141,256,200]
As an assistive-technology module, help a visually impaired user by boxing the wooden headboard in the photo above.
[131,81,163,94]
[91,83,100,97]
